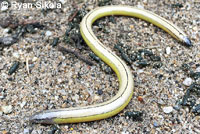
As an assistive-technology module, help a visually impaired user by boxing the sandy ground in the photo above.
[0,0,200,133]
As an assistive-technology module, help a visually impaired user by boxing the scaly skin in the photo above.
[30,5,191,124]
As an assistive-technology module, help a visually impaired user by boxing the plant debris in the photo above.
[8,61,20,75]
[51,37,59,47]
[125,111,143,121]
[64,5,88,50]
[0,17,44,48]
[98,0,112,6]
[0,16,44,29]
[180,83,200,115]
[114,43,162,68]
[57,45,94,66]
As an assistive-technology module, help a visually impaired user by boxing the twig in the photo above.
[68,1,79,22]
[68,9,79,22]
[57,45,94,66]
[0,16,43,29]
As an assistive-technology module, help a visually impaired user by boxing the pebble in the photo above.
[45,31,52,37]
[163,106,173,114]
[153,122,159,127]
[137,69,144,74]
[196,67,200,72]
[20,101,26,108]
[24,128,31,134]
[183,78,193,86]
[57,78,62,84]
[166,47,171,55]
[13,52,20,59]
[97,89,103,95]
[32,57,38,62]
[55,96,59,100]
[1,105,13,114]
[129,25,134,29]
[157,99,166,105]
[137,96,144,102]
[3,28,10,34]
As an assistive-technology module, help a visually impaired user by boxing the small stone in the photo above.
[24,128,30,134]
[97,89,103,95]
[20,101,26,108]
[163,106,173,114]
[32,57,38,62]
[153,122,159,127]
[13,52,20,59]
[196,67,200,72]
[157,99,166,105]
[183,78,193,86]
[0,36,18,46]
[166,47,171,55]
[193,26,198,31]
[57,78,62,84]
[1,105,13,114]
[55,96,59,100]
[62,96,67,100]
[7,77,13,81]
[45,31,52,37]
[129,25,134,29]
[3,28,10,34]
[137,69,144,74]
[137,96,144,102]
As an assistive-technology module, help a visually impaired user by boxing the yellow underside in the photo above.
[53,90,133,124]
[41,5,186,124]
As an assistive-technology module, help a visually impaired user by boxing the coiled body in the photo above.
[30,5,191,124]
